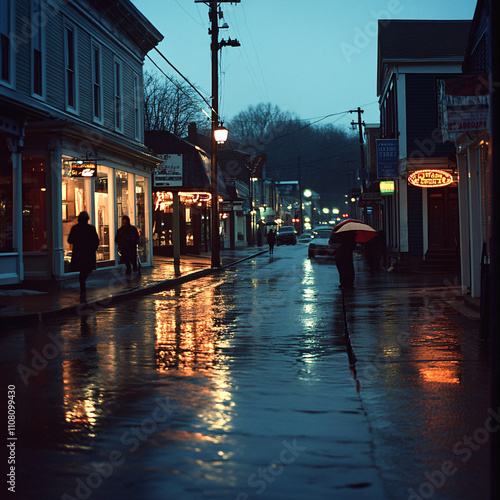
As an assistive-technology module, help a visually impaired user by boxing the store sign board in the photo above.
[70,162,97,177]
[408,169,453,188]
[380,181,395,195]
[376,139,399,179]
[155,154,183,187]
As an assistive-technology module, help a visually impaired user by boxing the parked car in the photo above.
[297,231,312,244]
[308,226,335,259]
[276,226,297,245]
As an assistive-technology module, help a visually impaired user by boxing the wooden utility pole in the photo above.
[350,107,366,190]
[210,0,220,267]
[196,0,240,267]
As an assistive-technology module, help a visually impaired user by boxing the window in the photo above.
[64,24,78,112]
[0,138,13,252]
[92,42,103,122]
[135,176,147,262]
[114,59,123,131]
[22,156,47,252]
[32,0,45,97]
[62,159,91,272]
[133,74,142,141]
[94,165,113,262]
[0,0,13,85]
[116,170,132,220]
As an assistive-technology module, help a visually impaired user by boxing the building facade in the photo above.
[0,0,162,285]
[377,20,472,272]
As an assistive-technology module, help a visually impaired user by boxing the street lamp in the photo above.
[214,125,228,145]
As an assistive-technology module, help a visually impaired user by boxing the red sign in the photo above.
[250,154,266,178]
[408,170,454,188]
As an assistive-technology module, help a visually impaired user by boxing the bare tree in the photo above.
[143,71,209,136]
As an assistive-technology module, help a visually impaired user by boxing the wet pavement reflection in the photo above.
[1,246,491,500]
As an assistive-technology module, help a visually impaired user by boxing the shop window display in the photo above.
[95,165,113,262]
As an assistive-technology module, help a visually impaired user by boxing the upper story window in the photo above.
[92,42,103,123]
[1,0,14,86]
[114,58,123,132]
[381,77,397,139]
[64,23,78,113]
[133,74,142,141]
[32,0,45,98]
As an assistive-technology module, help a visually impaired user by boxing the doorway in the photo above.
[427,186,459,249]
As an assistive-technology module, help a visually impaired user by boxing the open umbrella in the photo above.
[331,219,377,243]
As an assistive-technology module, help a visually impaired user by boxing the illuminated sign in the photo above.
[155,154,183,187]
[376,139,399,179]
[154,191,212,211]
[70,162,96,177]
[380,181,395,195]
[408,170,454,188]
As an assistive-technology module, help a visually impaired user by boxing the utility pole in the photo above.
[350,107,366,191]
[196,0,240,267]
[298,157,303,233]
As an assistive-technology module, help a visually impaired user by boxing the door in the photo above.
[427,187,459,249]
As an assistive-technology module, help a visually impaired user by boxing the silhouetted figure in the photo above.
[68,211,100,303]
[267,229,276,254]
[115,215,140,275]
[331,231,356,290]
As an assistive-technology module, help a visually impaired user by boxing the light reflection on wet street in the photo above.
[1,246,491,499]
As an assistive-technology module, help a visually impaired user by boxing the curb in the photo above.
[2,251,267,329]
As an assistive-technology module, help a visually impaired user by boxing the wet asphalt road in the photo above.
[1,245,492,500]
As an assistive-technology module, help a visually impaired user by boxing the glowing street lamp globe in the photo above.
[214,126,229,145]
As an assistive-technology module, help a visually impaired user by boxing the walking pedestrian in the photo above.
[330,230,356,290]
[68,211,100,303]
[115,215,140,275]
[267,228,276,254]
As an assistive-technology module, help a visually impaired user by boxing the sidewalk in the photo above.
[0,247,267,328]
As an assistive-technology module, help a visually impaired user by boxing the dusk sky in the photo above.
[131,0,478,132]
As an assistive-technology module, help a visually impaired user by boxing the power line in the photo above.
[118,2,215,116]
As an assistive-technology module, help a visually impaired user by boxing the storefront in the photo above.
[0,124,157,286]
[153,190,212,255]
[61,160,150,272]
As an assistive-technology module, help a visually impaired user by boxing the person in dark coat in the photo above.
[330,230,357,290]
[115,215,140,275]
[68,211,100,302]
[267,229,276,254]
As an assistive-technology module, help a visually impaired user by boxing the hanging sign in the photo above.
[70,161,97,177]
[155,154,183,187]
[408,169,453,188]
[380,180,395,195]
[376,139,399,179]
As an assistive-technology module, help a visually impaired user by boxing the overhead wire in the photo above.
[119,2,215,117]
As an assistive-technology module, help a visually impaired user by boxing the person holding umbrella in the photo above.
[329,219,377,290]
[330,230,357,290]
